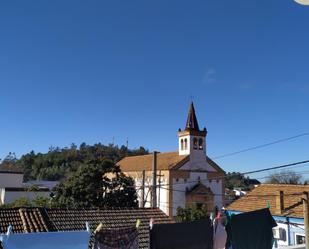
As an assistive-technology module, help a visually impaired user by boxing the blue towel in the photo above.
[1,230,90,249]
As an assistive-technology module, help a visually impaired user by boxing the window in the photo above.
[184,138,188,150]
[193,138,198,149]
[296,234,305,245]
[279,228,286,242]
[180,139,184,150]
[198,138,203,150]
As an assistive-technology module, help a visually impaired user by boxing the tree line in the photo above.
[0,143,148,208]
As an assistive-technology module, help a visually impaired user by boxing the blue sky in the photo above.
[0,0,309,179]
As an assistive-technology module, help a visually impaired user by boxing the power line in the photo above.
[244,159,309,175]
[213,132,309,159]
[157,159,309,187]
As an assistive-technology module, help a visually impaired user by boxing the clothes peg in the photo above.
[86,222,90,233]
[6,225,12,237]
[94,223,103,233]
[266,201,270,209]
[136,219,141,229]
[149,218,154,229]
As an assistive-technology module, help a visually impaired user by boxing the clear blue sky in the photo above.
[1,0,309,179]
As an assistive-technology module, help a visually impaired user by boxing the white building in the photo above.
[0,165,50,205]
[117,102,226,217]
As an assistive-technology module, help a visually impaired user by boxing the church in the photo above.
[117,102,225,217]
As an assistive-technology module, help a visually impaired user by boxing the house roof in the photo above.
[0,164,23,174]
[226,184,309,218]
[117,151,225,173]
[0,207,173,249]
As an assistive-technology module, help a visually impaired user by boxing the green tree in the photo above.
[225,172,260,191]
[176,204,209,222]
[53,160,138,208]
[16,143,148,181]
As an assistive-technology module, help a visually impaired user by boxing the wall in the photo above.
[0,189,50,204]
[125,166,224,217]
[0,173,23,188]
[171,171,223,216]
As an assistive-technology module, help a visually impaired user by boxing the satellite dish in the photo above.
[294,0,309,5]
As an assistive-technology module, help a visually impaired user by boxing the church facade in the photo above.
[117,102,225,217]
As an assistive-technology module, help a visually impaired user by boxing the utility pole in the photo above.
[152,151,157,208]
[303,191,309,249]
[141,170,145,207]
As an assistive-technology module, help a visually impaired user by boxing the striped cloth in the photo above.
[93,226,138,249]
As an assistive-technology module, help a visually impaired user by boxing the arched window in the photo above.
[184,138,188,150]
[198,138,203,150]
[180,139,184,150]
[193,138,198,149]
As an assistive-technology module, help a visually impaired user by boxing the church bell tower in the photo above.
[178,102,207,157]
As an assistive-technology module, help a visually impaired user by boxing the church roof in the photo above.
[185,102,200,131]
[117,151,225,173]
[117,152,189,171]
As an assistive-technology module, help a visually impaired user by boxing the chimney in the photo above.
[276,191,284,214]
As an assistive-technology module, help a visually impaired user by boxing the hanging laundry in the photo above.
[93,225,138,249]
[230,208,277,249]
[0,230,90,249]
[213,217,227,249]
[150,219,213,249]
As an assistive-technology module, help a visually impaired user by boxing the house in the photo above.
[0,165,51,205]
[0,164,23,188]
[0,207,173,249]
[117,102,226,217]
[226,184,309,248]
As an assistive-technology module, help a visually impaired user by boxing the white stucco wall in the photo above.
[179,135,206,156]
[0,189,50,204]
[135,176,169,215]
[171,172,223,216]
[0,173,23,188]
[180,157,216,172]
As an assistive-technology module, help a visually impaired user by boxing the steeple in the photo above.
[178,102,207,156]
[185,102,200,131]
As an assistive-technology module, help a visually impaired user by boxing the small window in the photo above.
[181,139,184,150]
[279,228,287,242]
[198,138,203,150]
[193,138,198,149]
[296,235,305,245]
[184,138,188,150]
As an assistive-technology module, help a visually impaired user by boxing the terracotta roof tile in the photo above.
[117,151,189,171]
[117,151,225,173]
[226,184,309,218]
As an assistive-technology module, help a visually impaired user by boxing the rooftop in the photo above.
[117,151,225,173]
[0,207,173,249]
[0,164,23,174]
[226,184,309,218]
